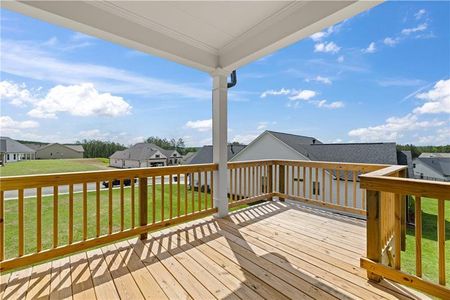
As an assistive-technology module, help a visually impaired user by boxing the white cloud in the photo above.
[0,81,37,106]
[314,42,340,54]
[348,114,445,142]
[0,116,39,130]
[260,88,290,98]
[363,42,376,53]
[185,119,212,132]
[401,23,427,35]
[383,37,399,47]
[289,90,317,101]
[309,24,343,42]
[28,83,132,119]
[232,134,259,145]
[377,77,426,87]
[306,76,332,85]
[414,9,426,20]
[1,39,210,100]
[257,122,268,130]
[314,100,344,109]
[414,79,450,114]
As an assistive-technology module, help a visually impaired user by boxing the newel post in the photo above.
[366,189,382,282]
[211,69,229,218]
[139,177,148,240]
[268,162,273,200]
[278,164,285,201]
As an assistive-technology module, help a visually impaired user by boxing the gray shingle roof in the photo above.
[109,143,166,160]
[0,137,35,153]
[417,157,450,177]
[189,144,246,164]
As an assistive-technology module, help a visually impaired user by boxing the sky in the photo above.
[1,1,449,147]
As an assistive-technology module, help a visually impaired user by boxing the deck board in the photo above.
[1,201,430,300]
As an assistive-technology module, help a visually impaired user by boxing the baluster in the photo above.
[329,169,333,204]
[83,183,87,240]
[184,174,188,216]
[322,168,325,202]
[344,170,349,207]
[53,186,58,247]
[152,176,156,223]
[161,175,165,221]
[314,167,318,200]
[198,172,201,211]
[169,174,173,219]
[177,173,181,217]
[69,184,74,244]
[234,168,237,200]
[204,172,208,209]
[18,189,24,256]
[303,166,306,197]
[120,179,124,231]
[309,167,312,199]
[191,172,194,213]
[229,168,233,202]
[210,170,214,208]
[336,171,341,206]
[139,177,148,240]
[131,178,135,228]
[238,168,242,200]
[108,180,113,234]
[415,196,422,277]
[36,187,42,252]
[0,191,3,260]
[438,198,446,285]
[96,181,100,236]
[353,171,357,208]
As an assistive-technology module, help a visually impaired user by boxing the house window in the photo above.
[155,154,160,158]
[413,163,416,168]
[7,154,10,160]
[293,178,304,182]
[13,154,16,160]
[312,181,320,195]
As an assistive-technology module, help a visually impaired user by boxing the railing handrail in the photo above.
[361,166,450,199]
[0,163,218,191]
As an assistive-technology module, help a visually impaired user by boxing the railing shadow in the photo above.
[2,201,427,299]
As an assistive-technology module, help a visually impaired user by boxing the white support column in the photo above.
[212,69,229,218]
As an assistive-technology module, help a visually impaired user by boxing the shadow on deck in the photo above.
[1,201,429,299]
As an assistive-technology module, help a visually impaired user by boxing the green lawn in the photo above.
[3,184,214,260]
[0,158,109,177]
[402,197,450,285]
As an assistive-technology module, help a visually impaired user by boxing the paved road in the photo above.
[4,176,187,199]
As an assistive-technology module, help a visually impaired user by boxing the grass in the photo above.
[3,184,213,260]
[401,197,450,285]
[0,158,109,177]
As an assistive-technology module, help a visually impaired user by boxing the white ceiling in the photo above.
[2,1,382,73]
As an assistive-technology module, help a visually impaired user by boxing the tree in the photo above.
[76,139,126,158]
[145,136,193,155]
[397,144,450,158]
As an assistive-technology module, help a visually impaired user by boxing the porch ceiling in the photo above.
[2,1,381,73]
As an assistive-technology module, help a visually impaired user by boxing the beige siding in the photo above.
[36,144,83,159]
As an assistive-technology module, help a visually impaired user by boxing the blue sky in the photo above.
[1,1,449,146]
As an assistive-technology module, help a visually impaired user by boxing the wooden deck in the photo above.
[0,201,429,300]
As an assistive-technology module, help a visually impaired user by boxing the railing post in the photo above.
[278,164,285,201]
[139,177,148,240]
[268,163,273,200]
[366,189,382,282]
[211,69,228,217]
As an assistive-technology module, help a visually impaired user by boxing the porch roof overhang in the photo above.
[2,1,381,73]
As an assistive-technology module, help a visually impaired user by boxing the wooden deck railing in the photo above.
[271,160,387,216]
[0,163,218,272]
[360,166,450,299]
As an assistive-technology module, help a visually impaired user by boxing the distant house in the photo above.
[413,157,450,182]
[109,143,182,168]
[195,130,410,210]
[26,143,84,159]
[419,153,450,158]
[0,137,35,164]
[188,144,246,189]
